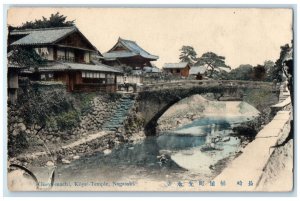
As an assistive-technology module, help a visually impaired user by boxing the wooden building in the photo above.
[8,26,122,92]
[103,37,159,71]
[162,62,191,77]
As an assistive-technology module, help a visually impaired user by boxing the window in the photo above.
[176,69,180,73]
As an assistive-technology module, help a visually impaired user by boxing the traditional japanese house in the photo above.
[8,26,123,92]
[103,37,159,71]
[162,62,191,77]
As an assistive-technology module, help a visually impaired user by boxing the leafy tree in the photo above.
[271,42,293,147]
[195,52,231,78]
[179,46,197,65]
[227,64,253,80]
[264,60,276,82]
[252,65,266,81]
[264,60,275,73]
[8,46,46,68]
[267,44,292,83]
[12,12,75,30]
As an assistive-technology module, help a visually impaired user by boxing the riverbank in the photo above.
[212,110,292,191]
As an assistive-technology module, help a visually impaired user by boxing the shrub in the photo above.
[54,111,80,130]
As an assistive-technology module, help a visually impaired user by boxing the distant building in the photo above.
[143,66,161,74]
[103,37,159,71]
[8,26,122,92]
[162,62,190,77]
[189,65,207,80]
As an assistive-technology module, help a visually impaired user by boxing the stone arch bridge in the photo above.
[134,80,280,136]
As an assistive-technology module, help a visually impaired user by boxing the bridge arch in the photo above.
[136,81,279,136]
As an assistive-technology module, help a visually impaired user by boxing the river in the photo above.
[54,115,256,185]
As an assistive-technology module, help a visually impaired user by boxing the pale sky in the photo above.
[7,8,293,68]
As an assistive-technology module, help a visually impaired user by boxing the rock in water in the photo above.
[222,136,230,142]
[73,155,80,160]
[46,161,55,167]
[62,159,71,164]
[103,149,112,155]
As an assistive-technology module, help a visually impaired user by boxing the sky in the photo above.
[7,7,293,69]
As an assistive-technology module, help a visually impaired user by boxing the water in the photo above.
[55,115,254,183]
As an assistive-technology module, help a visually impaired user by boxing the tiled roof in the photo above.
[104,37,159,60]
[38,62,123,73]
[103,51,136,59]
[189,66,207,75]
[163,62,189,69]
[10,27,77,46]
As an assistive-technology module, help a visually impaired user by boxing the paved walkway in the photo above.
[213,110,291,191]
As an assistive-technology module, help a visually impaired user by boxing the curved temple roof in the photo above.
[104,37,159,60]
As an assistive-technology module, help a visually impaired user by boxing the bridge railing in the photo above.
[139,80,276,92]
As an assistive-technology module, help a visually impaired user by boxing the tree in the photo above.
[264,60,276,82]
[12,12,75,30]
[252,65,266,81]
[179,46,197,65]
[267,44,292,83]
[271,42,293,147]
[8,46,46,68]
[195,52,231,78]
[227,64,253,80]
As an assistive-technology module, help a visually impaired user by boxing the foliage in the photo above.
[8,46,46,68]
[252,64,266,81]
[280,43,293,105]
[12,12,75,30]
[243,88,275,112]
[73,92,97,115]
[55,111,80,130]
[195,52,231,78]
[227,64,253,80]
[269,44,292,83]
[8,131,29,157]
[179,46,197,65]
[16,84,77,128]
[263,60,276,82]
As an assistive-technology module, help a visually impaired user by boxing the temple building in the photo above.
[103,37,159,71]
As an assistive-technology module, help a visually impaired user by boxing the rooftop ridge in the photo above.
[11,26,77,33]
[164,62,189,64]
[118,37,136,43]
